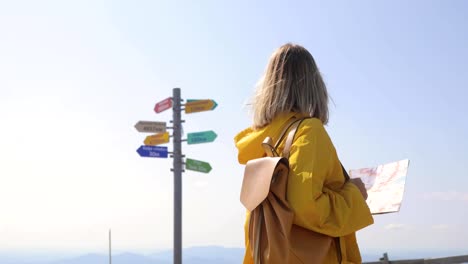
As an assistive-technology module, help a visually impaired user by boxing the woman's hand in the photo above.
[349,178,368,200]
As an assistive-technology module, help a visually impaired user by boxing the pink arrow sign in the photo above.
[154,97,172,113]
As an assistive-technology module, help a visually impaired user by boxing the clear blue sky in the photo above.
[0,0,467,257]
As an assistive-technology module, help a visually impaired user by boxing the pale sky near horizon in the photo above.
[1,0,468,256]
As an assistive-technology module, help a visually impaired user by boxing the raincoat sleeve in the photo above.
[286,119,374,237]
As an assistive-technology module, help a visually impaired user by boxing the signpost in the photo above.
[136,145,168,158]
[187,131,217,145]
[134,121,166,133]
[185,158,212,173]
[134,88,217,264]
[154,97,173,113]
[185,99,218,114]
[144,132,170,146]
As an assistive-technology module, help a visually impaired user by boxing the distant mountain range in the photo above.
[0,246,245,264]
[1,246,467,264]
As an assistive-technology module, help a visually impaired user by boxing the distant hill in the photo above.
[1,247,467,264]
[0,246,245,264]
[149,246,244,264]
[50,253,108,264]
[51,246,244,264]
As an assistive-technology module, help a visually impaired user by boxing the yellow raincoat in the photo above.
[234,112,374,264]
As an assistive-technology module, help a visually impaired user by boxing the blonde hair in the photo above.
[251,43,329,129]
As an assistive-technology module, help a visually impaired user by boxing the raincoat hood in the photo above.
[234,112,300,164]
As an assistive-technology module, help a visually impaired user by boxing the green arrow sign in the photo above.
[187,131,217,145]
[186,158,212,173]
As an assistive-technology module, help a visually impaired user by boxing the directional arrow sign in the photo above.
[137,145,168,158]
[185,99,218,114]
[144,132,170,146]
[187,130,217,145]
[185,158,212,173]
[134,121,166,133]
[154,97,172,113]
[186,99,207,103]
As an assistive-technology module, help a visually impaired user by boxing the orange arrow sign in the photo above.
[144,132,170,146]
[185,99,217,114]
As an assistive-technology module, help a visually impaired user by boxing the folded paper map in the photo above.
[349,159,410,215]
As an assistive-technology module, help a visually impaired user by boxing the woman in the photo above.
[234,43,374,263]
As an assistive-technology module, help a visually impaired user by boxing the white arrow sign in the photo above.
[134,121,167,133]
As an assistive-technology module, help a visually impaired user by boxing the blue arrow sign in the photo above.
[136,145,168,158]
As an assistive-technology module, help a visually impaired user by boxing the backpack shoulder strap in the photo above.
[264,117,307,159]
[273,117,298,150]
[281,118,307,159]
[262,117,298,157]
[280,118,351,181]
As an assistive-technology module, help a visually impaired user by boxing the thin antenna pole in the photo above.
[109,229,112,264]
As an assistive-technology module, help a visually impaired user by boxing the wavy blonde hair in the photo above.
[252,43,329,129]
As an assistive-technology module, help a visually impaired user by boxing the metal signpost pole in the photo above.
[172,88,182,264]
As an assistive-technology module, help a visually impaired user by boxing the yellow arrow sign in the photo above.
[185,99,217,114]
[144,132,170,146]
